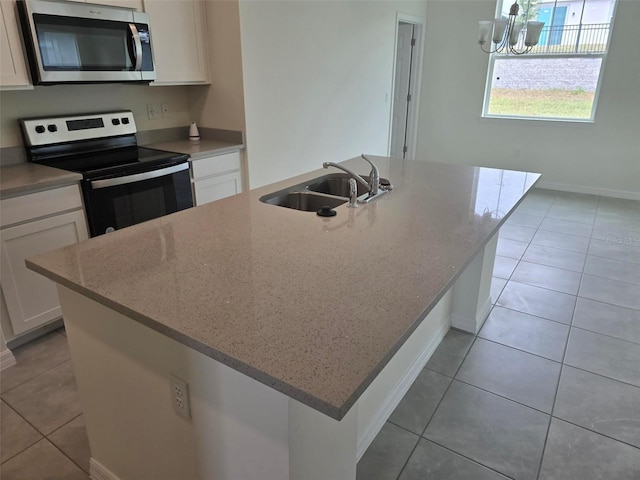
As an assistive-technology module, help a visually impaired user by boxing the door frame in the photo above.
[388,12,425,160]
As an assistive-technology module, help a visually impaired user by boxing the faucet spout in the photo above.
[322,162,370,192]
[322,155,390,204]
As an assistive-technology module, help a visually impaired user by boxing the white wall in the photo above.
[416,0,640,199]
[0,84,191,147]
[238,0,428,189]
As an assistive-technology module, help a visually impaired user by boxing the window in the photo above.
[483,0,618,121]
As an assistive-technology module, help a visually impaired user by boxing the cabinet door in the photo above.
[193,171,242,206]
[0,0,31,89]
[0,210,89,336]
[144,0,209,85]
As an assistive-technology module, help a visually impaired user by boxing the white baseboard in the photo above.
[356,320,449,460]
[90,458,121,480]
[535,181,640,201]
[0,348,16,371]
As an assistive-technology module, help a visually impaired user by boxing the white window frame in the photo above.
[481,0,619,123]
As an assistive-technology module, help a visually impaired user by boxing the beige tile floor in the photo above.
[0,329,90,480]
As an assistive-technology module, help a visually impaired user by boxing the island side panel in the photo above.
[58,285,291,480]
[450,233,498,334]
[355,289,452,459]
[289,399,358,479]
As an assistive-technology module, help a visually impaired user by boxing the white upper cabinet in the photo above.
[0,0,31,89]
[143,0,210,85]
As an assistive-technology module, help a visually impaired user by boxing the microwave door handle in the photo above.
[129,23,143,71]
[90,163,189,189]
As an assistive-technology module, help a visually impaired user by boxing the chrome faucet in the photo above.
[322,161,370,193]
[360,154,380,196]
[347,178,358,208]
[322,154,392,205]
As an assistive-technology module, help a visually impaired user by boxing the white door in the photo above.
[390,23,415,159]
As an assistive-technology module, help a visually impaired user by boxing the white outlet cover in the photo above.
[169,375,191,419]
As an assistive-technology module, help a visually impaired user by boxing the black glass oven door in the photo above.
[84,162,193,237]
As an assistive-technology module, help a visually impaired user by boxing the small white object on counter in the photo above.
[189,121,200,142]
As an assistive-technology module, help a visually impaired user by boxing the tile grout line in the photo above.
[0,358,72,398]
[394,331,481,480]
[569,324,640,347]
[498,278,578,299]
[476,336,565,365]
[0,401,44,465]
[402,432,518,480]
[448,377,555,416]
[561,361,640,391]
[533,193,599,480]
[45,431,91,476]
[546,417,640,452]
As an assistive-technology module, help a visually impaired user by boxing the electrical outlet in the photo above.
[169,375,191,419]
[147,103,160,120]
[161,103,170,118]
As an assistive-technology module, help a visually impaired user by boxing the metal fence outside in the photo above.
[506,23,611,55]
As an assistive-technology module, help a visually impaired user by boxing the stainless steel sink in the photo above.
[260,191,346,212]
[305,173,370,197]
[259,170,390,212]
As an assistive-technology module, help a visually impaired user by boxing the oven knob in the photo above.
[112,118,121,126]
[35,125,45,133]
[121,117,129,124]
[47,124,57,132]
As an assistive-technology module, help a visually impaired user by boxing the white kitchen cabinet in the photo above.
[0,0,31,89]
[191,150,243,206]
[143,0,210,85]
[0,185,89,337]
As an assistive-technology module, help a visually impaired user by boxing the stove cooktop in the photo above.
[41,147,189,179]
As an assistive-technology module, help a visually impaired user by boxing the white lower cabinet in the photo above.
[0,186,89,337]
[193,171,242,205]
[191,150,243,206]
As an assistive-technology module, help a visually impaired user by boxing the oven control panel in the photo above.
[21,111,137,147]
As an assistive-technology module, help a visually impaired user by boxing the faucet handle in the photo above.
[347,178,358,208]
[361,154,380,195]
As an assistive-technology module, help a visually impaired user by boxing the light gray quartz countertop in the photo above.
[27,156,540,419]
[147,138,244,160]
[0,163,83,200]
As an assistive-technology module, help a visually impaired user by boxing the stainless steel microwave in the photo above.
[17,0,156,84]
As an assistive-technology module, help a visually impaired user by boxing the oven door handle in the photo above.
[90,163,189,190]
[129,23,143,71]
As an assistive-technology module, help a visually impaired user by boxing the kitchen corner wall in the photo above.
[238,0,428,189]
[0,84,191,148]
[188,0,245,133]
[416,0,640,199]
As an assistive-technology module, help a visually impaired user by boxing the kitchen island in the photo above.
[27,156,539,480]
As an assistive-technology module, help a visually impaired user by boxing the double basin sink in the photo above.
[259,173,371,212]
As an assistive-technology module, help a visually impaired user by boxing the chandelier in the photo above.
[478,1,545,55]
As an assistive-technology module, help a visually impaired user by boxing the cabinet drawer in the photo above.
[191,151,241,180]
[0,185,83,228]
